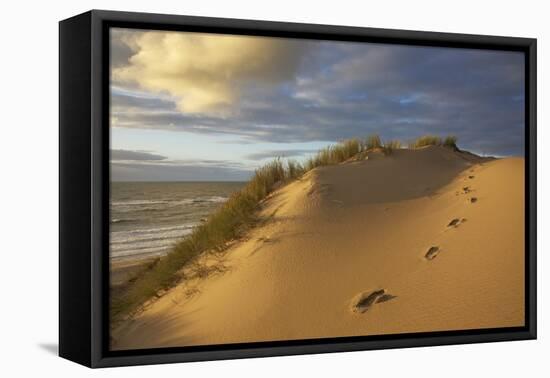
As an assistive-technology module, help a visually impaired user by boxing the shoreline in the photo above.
[110,257,160,290]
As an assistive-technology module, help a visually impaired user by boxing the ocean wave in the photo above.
[111,196,228,209]
[110,229,195,247]
[111,218,136,224]
[191,196,228,204]
[111,223,198,237]
[110,236,183,252]
[111,199,169,206]
[111,246,169,260]
[110,222,198,260]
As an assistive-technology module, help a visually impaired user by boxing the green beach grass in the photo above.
[408,134,458,150]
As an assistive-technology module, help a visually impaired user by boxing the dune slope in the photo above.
[112,146,524,350]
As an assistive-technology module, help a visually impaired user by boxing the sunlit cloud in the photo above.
[113,29,306,114]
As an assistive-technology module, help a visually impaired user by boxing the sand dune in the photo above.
[112,146,524,350]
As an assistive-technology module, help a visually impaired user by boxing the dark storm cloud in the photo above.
[110,29,141,68]
[111,36,525,156]
[111,149,167,161]
[110,38,133,68]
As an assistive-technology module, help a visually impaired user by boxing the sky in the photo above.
[110,28,525,182]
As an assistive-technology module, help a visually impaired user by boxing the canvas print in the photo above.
[109,28,525,350]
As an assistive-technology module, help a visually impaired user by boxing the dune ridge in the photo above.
[112,146,524,350]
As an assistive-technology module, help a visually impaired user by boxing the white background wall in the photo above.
[0,0,547,376]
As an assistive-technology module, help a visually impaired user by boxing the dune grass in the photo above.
[304,138,361,170]
[111,134,459,322]
[408,134,458,150]
[443,135,459,151]
[409,135,442,148]
[382,140,402,155]
[364,134,383,150]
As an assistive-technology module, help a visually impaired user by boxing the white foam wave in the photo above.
[111,196,228,210]
[111,218,135,224]
[111,223,197,237]
[110,223,198,259]
[111,246,168,259]
[111,199,168,206]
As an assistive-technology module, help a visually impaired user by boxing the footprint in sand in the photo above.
[351,289,396,313]
[448,218,460,227]
[424,246,440,260]
[447,218,467,228]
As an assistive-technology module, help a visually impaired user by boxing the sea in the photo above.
[110,182,245,262]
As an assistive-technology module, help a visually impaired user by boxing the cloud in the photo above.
[110,29,141,68]
[112,29,306,114]
[111,149,166,161]
[111,31,525,157]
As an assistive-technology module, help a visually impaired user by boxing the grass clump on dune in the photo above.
[408,134,459,150]
[443,135,459,151]
[382,140,402,155]
[304,138,361,170]
[286,159,305,180]
[364,134,383,150]
[409,135,442,148]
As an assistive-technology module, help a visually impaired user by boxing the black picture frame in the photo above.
[59,9,537,368]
